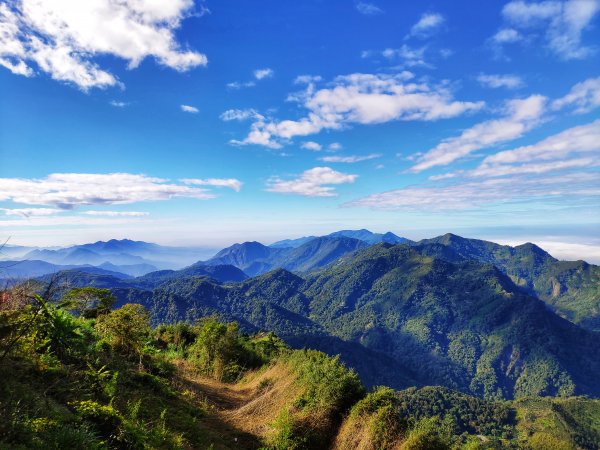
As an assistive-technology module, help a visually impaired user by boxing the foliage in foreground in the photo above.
[1,283,600,449]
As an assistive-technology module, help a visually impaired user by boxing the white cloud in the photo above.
[266,167,357,197]
[498,0,600,59]
[301,141,322,151]
[0,173,216,208]
[408,12,445,38]
[254,68,273,80]
[0,208,62,217]
[109,100,128,108]
[0,0,206,90]
[492,28,524,43]
[328,142,343,151]
[220,108,262,121]
[356,2,383,15]
[226,80,256,89]
[181,104,199,113]
[180,178,243,192]
[233,72,484,148]
[552,76,600,113]
[84,210,149,217]
[471,119,600,177]
[294,75,322,84]
[410,94,547,172]
[477,73,524,89]
[379,45,430,67]
[319,153,382,163]
[346,172,600,210]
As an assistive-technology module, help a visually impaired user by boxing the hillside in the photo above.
[414,234,600,332]
[2,293,599,450]
[204,236,368,276]
[34,240,600,401]
[302,243,600,399]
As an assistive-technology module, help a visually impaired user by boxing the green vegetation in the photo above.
[55,241,600,401]
[416,234,600,332]
[1,282,600,449]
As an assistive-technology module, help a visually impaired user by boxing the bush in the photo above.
[95,304,150,357]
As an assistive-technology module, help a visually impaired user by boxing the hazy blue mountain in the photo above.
[269,236,317,248]
[269,228,410,248]
[24,247,149,267]
[207,241,285,270]
[205,236,369,276]
[0,244,36,260]
[412,233,600,332]
[134,263,248,288]
[0,260,133,284]
[273,236,369,272]
[19,239,217,272]
[37,262,247,293]
[97,262,158,277]
[327,229,411,245]
[1,260,67,280]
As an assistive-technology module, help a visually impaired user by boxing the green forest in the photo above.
[2,284,600,449]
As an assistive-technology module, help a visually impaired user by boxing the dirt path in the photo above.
[171,360,264,449]
[170,359,302,449]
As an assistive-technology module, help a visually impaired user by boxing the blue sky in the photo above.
[1,0,599,261]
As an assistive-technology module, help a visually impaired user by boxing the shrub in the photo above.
[95,304,150,357]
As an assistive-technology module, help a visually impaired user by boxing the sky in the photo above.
[0,0,599,262]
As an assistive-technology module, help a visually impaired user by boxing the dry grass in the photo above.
[172,358,304,443]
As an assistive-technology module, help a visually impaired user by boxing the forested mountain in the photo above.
[269,228,410,248]
[413,233,600,332]
[45,239,600,402]
[2,294,599,450]
[204,236,368,276]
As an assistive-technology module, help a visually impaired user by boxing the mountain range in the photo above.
[29,231,600,402]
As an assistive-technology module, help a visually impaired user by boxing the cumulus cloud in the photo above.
[495,0,600,59]
[266,167,357,197]
[301,141,322,151]
[233,72,483,148]
[356,2,383,15]
[328,142,343,151]
[0,173,217,208]
[409,94,547,172]
[0,0,206,90]
[254,68,273,80]
[552,76,600,113]
[180,178,243,192]
[83,211,149,217]
[477,73,525,89]
[181,104,199,113]
[220,108,262,121]
[408,12,445,38]
[319,153,382,163]
[346,172,600,210]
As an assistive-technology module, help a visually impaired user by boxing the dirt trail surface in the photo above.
[171,360,300,450]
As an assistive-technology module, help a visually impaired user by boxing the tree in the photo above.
[61,287,116,318]
[95,304,150,358]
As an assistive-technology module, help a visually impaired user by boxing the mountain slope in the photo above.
[414,234,600,332]
[269,228,410,248]
[205,236,368,276]
[302,243,600,399]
